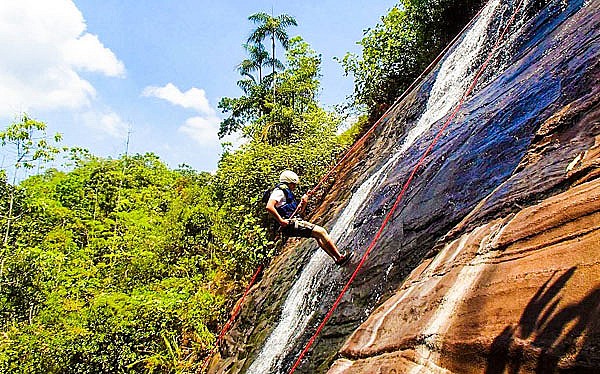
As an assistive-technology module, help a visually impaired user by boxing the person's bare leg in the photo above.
[312,225,343,262]
[315,236,337,260]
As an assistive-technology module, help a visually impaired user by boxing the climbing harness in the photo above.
[272,183,300,220]
[288,0,525,371]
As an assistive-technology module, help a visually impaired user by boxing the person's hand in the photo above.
[300,194,309,206]
[280,219,290,227]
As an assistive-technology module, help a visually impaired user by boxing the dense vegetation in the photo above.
[0,12,355,374]
[0,124,353,373]
[1,152,225,372]
[340,0,484,120]
[1,1,484,372]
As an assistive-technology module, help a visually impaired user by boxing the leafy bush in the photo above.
[0,10,370,373]
[340,0,484,119]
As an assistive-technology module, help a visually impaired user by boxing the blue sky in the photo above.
[0,0,397,173]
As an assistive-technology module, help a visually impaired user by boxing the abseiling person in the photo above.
[265,170,352,266]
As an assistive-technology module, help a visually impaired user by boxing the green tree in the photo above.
[235,42,284,121]
[237,42,283,89]
[219,37,323,144]
[247,12,298,83]
[340,0,483,120]
[256,37,323,145]
[0,114,62,246]
[218,13,298,138]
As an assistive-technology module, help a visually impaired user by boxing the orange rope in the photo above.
[200,264,263,373]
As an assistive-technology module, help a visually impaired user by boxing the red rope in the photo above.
[304,3,487,202]
[288,0,524,371]
[288,7,482,222]
[200,264,263,373]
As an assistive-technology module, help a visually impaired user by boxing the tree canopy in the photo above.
[340,0,483,120]
[219,35,325,146]
[0,12,360,374]
[247,12,298,80]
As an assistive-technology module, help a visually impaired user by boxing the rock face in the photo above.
[332,179,600,373]
[210,0,600,372]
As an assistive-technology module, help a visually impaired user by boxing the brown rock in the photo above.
[333,179,600,372]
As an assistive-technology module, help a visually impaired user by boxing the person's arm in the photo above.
[298,194,309,214]
[266,198,289,226]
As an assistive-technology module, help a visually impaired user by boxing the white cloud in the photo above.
[179,115,220,146]
[142,83,214,115]
[0,0,125,116]
[63,33,125,78]
[81,110,129,139]
[143,82,223,146]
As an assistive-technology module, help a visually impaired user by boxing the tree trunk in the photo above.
[272,33,276,104]
[3,165,18,247]
[3,191,14,246]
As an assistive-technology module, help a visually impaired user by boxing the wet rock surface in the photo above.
[210,0,600,372]
[333,178,600,372]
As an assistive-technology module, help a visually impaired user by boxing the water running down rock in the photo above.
[210,0,600,372]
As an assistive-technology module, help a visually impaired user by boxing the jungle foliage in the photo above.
[0,120,353,374]
[1,150,232,373]
[0,12,358,373]
[340,0,484,120]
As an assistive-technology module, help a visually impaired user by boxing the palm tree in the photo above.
[247,12,297,85]
[238,43,268,85]
[236,43,284,117]
[237,42,284,86]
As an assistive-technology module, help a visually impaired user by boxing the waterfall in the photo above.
[247,1,501,372]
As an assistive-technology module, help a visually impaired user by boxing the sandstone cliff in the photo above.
[211,0,600,372]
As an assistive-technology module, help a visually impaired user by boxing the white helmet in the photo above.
[279,170,299,184]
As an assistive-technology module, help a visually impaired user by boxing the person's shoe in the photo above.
[335,251,353,266]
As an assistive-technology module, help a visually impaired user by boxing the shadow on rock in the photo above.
[485,266,600,373]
